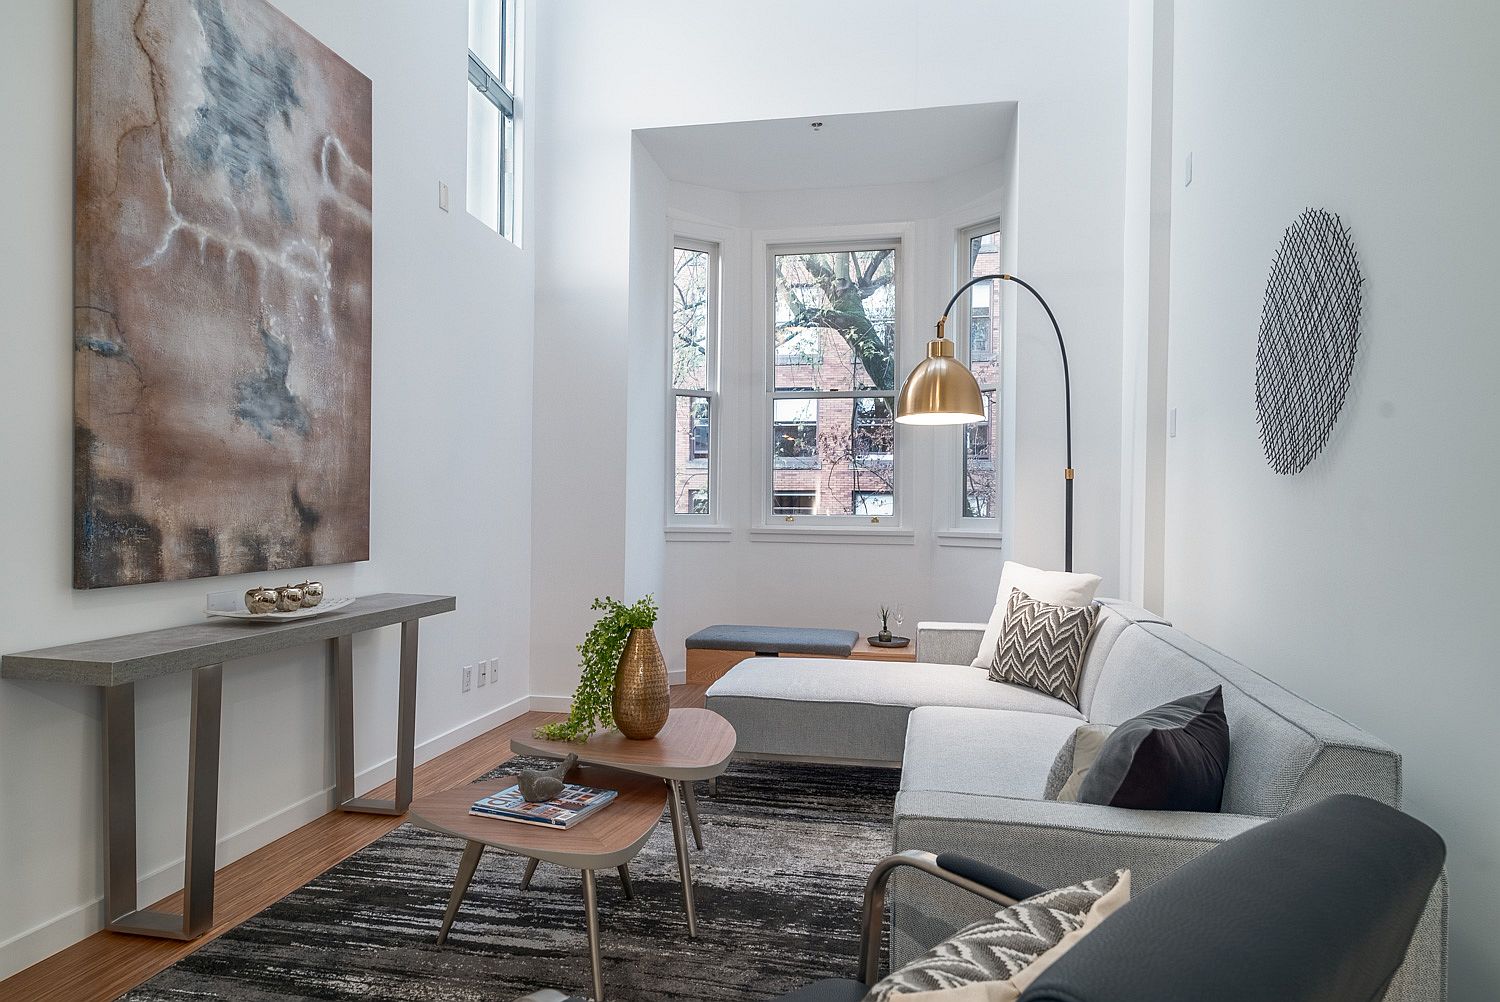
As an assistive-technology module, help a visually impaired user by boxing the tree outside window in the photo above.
[769,245,898,518]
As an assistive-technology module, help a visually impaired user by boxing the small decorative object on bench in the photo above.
[866,635,910,649]
[878,605,893,644]
[518,752,578,803]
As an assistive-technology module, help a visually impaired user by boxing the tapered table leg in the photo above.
[336,620,420,815]
[104,665,224,939]
[436,840,485,945]
[617,863,634,900]
[666,780,699,937]
[520,855,540,891]
[582,869,605,1002]
[682,781,704,850]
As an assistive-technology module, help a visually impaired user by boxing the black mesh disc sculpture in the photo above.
[1255,208,1364,475]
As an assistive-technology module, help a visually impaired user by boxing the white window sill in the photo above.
[749,525,915,545]
[935,529,1005,549]
[664,525,734,542]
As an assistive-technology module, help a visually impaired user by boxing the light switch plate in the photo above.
[1184,153,1193,187]
[1169,407,1178,438]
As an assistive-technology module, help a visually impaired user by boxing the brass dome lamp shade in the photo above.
[897,272,1076,571]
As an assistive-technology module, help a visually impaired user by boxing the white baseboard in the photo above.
[529,671,687,715]
[0,695,532,981]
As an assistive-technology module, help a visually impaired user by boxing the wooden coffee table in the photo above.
[411,764,666,1002]
[511,707,737,938]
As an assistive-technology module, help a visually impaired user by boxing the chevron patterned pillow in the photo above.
[864,870,1129,1000]
[988,589,1101,708]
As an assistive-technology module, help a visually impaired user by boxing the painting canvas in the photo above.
[74,0,372,588]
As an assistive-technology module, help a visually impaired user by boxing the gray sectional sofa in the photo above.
[703,599,1448,1001]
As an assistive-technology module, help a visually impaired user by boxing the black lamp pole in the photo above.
[938,274,1074,572]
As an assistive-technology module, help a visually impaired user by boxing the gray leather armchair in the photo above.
[515,796,1443,1002]
[782,795,1444,1002]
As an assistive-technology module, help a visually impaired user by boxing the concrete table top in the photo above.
[1,592,456,686]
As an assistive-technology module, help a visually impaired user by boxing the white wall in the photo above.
[530,1,1129,699]
[0,0,535,977]
[1163,1,1500,996]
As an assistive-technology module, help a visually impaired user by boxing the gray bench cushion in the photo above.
[706,659,1082,765]
[686,624,860,657]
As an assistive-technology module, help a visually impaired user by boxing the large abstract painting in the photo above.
[74,0,372,588]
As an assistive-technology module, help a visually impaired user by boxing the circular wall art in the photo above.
[1254,208,1364,475]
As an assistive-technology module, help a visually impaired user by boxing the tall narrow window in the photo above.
[769,244,899,520]
[960,223,1003,521]
[467,0,518,240]
[671,240,718,519]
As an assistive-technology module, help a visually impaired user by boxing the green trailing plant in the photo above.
[534,594,659,742]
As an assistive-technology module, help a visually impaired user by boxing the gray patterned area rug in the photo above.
[124,758,901,1002]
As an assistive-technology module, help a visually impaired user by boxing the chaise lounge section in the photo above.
[703,600,1448,1001]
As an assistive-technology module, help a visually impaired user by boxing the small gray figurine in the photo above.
[518,753,577,803]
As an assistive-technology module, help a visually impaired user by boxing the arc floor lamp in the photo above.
[895,274,1075,572]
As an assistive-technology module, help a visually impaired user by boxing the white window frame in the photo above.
[948,217,1006,538]
[467,0,520,242]
[752,227,915,541]
[666,236,722,528]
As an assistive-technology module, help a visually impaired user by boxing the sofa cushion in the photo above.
[902,707,1086,799]
[988,591,1101,707]
[1076,687,1230,812]
[706,660,1082,765]
[1042,724,1115,801]
[972,562,1103,668]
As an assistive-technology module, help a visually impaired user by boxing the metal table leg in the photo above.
[682,781,704,850]
[334,620,420,815]
[617,863,634,900]
[104,664,223,939]
[582,869,605,1002]
[436,840,485,944]
[520,855,540,890]
[666,779,699,937]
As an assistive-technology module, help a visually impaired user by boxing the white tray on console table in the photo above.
[205,592,356,622]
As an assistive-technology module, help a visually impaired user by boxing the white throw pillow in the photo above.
[971,561,1102,669]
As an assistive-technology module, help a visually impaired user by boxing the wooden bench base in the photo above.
[686,637,917,685]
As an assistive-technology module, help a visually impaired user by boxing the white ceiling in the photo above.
[637,102,1017,193]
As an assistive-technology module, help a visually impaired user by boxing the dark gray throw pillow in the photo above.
[1076,686,1230,812]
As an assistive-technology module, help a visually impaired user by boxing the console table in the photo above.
[1,592,456,941]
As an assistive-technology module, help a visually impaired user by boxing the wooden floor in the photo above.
[0,684,710,1002]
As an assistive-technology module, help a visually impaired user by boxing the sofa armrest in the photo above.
[888,790,1266,967]
[914,622,986,665]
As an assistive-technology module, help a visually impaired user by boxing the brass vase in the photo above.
[612,627,669,739]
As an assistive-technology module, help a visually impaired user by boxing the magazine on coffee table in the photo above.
[469,783,618,829]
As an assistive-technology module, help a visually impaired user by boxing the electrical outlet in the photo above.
[477,660,487,686]
[438,180,450,212]
[1169,407,1179,438]
[1184,152,1193,187]
[462,664,473,693]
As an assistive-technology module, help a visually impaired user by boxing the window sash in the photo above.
[764,239,901,524]
[668,237,720,525]
[956,220,1004,527]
